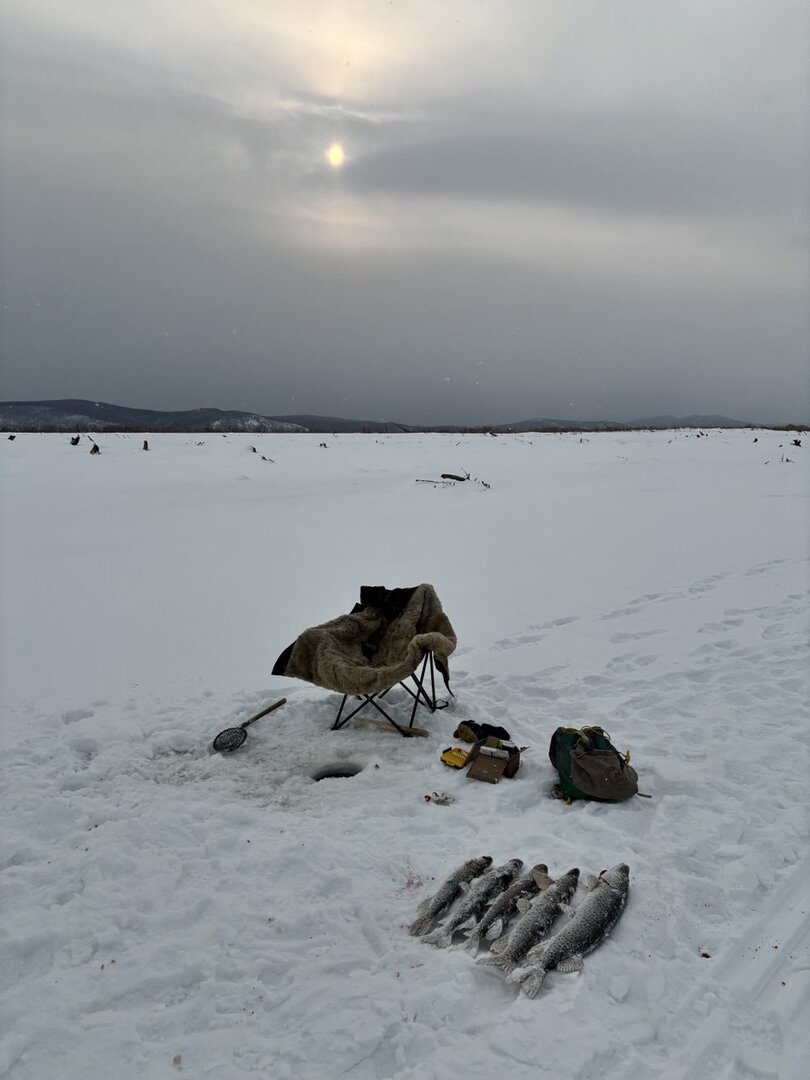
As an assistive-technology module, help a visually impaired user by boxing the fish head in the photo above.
[528,863,548,877]
[599,864,630,890]
[477,856,494,870]
[561,868,580,886]
[505,858,524,874]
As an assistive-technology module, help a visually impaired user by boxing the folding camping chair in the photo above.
[272,584,457,737]
[330,647,445,735]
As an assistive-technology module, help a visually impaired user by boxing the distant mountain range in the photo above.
[0,400,305,434]
[0,399,761,434]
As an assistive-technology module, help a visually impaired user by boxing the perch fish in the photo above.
[423,859,524,948]
[463,863,548,955]
[477,868,580,974]
[510,863,630,998]
[408,856,493,937]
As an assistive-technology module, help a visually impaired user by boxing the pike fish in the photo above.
[408,856,493,936]
[510,862,630,998]
[422,859,524,948]
[477,868,580,974]
[463,863,548,955]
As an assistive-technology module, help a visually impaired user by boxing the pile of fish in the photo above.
[408,856,629,997]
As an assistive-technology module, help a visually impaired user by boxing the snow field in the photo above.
[1,430,808,1079]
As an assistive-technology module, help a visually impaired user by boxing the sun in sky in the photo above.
[325,142,346,168]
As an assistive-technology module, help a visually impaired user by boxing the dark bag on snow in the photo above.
[548,725,640,802]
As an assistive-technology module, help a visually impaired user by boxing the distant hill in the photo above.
[265,414,415,434]
[0,399,764,434]
[629,414,752,430]
[496,414,754,432]
[0,400,304,433]
[496,417,625,432]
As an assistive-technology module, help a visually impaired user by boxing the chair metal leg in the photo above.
[330,651,448,736]
[332,695,349,730]
[399,653,449,725]
[332,694,376,730]
[364,695,412,736]
[332,692,414,736]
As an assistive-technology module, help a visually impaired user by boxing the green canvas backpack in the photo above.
[548,725,643,802]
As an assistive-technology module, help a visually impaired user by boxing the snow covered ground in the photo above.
[1,429,807,1080]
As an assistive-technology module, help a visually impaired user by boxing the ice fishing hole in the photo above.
[311,762,364,781]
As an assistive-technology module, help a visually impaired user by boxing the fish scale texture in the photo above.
[422,859,523,947]
[481,869,580,972]
[514,865,630,996]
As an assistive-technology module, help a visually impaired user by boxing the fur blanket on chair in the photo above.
[272,584,457,697]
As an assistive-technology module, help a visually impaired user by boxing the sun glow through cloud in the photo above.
[325,142,345,167]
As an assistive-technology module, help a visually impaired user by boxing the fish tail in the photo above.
[463,933,481,955]
[519,968,547,999]
[488,936,510,956]
[476,954,515,975]
[422,927,453,949]
[408,913,436,936]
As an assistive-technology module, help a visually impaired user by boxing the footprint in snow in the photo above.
[61,707,94,725]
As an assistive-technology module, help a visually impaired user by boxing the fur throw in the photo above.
[272,584,456,697]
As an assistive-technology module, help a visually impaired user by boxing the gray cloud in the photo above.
[1,1,806,425]
[343,105,804,220]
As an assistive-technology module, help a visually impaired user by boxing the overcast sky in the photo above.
[1,1,807,425]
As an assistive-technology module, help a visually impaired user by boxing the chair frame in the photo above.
[330,650,448,736]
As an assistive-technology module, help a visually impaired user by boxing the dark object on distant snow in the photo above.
[792,439,801,447]
[70,435,81,445]
[90,443,100,455]
[417,470,490,489]
[143,440,149,451]
[211,697,286,753]
[549,726,644,801]
[7,435,15,440]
